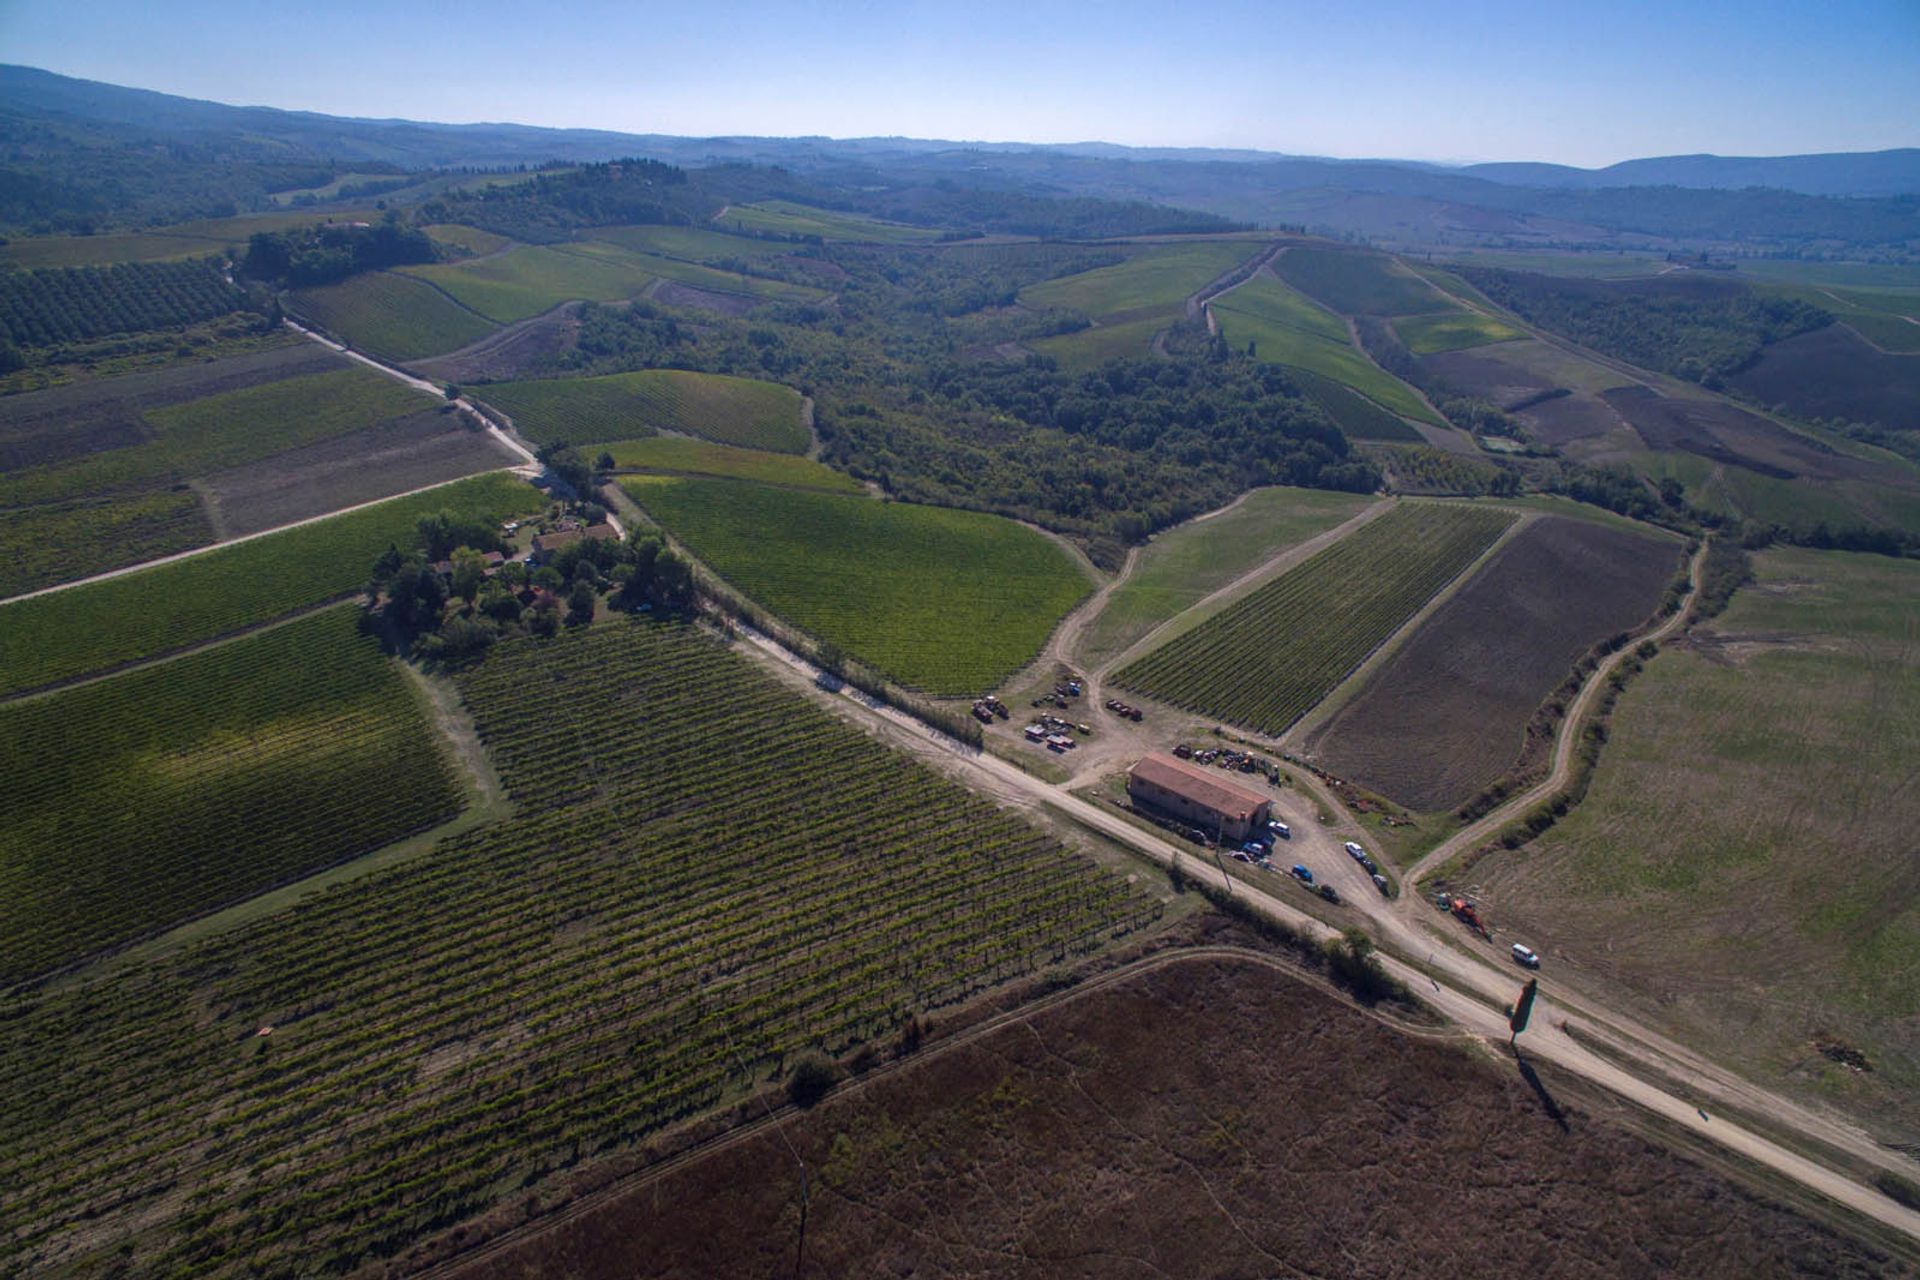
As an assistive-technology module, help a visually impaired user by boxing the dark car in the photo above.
[1317,884,1340,904]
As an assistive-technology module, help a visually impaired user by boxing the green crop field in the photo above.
[0,606,460,985]
[569,239,825,302]
[589,224,796,262]
[0,211,382,270]
[0,620,1153,1278]
[594,437,862,493]
[478,369,807,452]
[1393,310,1527,354]
[1275,247,1455,316]
[288,271,498,361]
[1472,547,1920,1128]
[1115,503,1515,733]
[0,471,537,697]
[1078,486,1378,670]
[0,365,426,507]
[401,244,662,323]
[1027,314,1173,370]
[716,199,943,243]
[422,224,514,256]
[1020,242,1254,321]
[1286,366,1423,442]
[1210,275,1440,423]
[0,490,211,599]
[0,258,241,348]
[1754,281,1920,354]
[626,477,1090,693]
[1437,251,1672,280]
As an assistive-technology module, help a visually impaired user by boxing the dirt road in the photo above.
[727,609,1920,1245]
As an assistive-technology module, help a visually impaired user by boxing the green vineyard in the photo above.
[0,606,462,984]
[0,621,1153,1277]
[477,368,808,453]
[0,258,242,347]
[626,475,1091,694]
[0,471,537,697]
[1115,503,1516,733]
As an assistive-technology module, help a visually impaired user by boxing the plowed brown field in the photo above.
[1306,516,1682,811]
[437,951,1901,1280]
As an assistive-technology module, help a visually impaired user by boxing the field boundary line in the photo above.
[0,468,524,609]
[379,265,511,326]
[1283,510,1535,749]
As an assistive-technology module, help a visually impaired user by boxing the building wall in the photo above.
[1127,774,1269,842]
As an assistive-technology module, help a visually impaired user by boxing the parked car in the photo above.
[1230,850,1253,864]
[1318,884,1340,904]
[1269,820,1291,839]
[1344,841,1366,860]
[1511,943,1541,969]
[1289,864,1314,884]
[1372,873,1391,895]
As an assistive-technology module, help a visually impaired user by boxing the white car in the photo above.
[1268,820,1291,839]
[1344,841,1366,860]
[1510,943,1541,969]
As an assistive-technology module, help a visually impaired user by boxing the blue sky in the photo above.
[1,0,1914,165]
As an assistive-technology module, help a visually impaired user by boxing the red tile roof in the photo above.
[1128,752,1268,819]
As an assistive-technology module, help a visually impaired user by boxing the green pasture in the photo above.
[477,370,807,452]
[288,271,498,361]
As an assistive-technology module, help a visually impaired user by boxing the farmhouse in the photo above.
[530,523,619,563]
[1127,751,1271,841]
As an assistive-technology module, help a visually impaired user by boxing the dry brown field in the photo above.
[439,951,1903,1280]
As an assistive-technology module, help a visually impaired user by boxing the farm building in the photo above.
[531,523,619,563]
[1127,752,1271,841]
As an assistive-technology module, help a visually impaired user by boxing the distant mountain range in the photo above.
[1,63,1915,253]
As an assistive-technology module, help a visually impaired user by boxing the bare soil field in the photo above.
[1306,516,1682,812]
[410,303,585,384]
[1517,391,1628,446]
[1727,325,1920,430]
[1602,386,1906,488]
[1418,346,1555,407]
[440,952,1902,1280]
[199,409,518,535]
[0,343,344,472]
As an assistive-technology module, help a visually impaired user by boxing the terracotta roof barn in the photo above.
[1127,751,1272,842]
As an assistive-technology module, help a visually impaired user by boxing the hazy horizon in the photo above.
[2,0,1915,168]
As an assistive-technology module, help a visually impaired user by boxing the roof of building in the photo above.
[1128,752,1269,818]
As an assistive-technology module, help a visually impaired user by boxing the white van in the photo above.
[1510,943,1540,969]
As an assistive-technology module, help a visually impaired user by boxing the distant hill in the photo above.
[0,64,1914,252]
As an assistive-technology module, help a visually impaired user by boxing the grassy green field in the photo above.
[1473,547,1920,1129]
[589,224,797,262]
[1733,260,1920,290]
[0,366,425,507]
[626,477,1091,693]
[422,224,514,256]
[1027,315,1173,370]
[1393,310,1527,354]
[478,370,807,452]
[1754,281,1920,354]
[0,621,1151,1278]
[401,244,662,323]
[0,491,211,599]
[288,271,498,361]
[1436,251,1672,279]
[0,472,537,697]
[1275,248,1455,316]
[1210,275,1441,424]
[716,199,943,243]
[572,240,824,301]
[1115,503,1515,734]
[594,437,861,492]
[0,605,460,985]
[1078,486,1377,669]
[1020,242,1254,321]
[268,172,395,204]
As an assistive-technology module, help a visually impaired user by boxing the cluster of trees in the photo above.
[240,212,435,287]
[366,506,696,663]
[1456,269,1830,385]
[0,257,241,348]
[1434,393,1528,441]
[420,158,720,244]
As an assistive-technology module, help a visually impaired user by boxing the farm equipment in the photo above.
[1449,897,1490,938]
[971,701,995,724]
